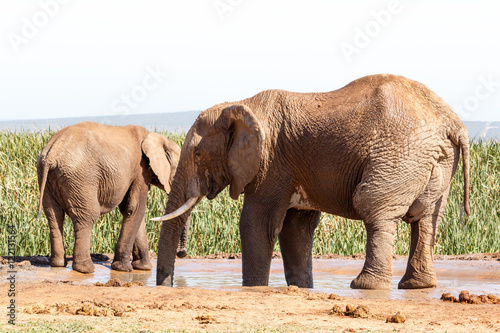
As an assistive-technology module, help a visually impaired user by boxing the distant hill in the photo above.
[463,121,500,141]
[0,111,200,134]
[0,112,498,141]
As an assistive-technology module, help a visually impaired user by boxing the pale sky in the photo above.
[0,0,499,121]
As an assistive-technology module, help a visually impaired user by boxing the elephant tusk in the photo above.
[151,196,199,221]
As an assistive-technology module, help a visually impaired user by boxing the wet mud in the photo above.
[4,256,500,301]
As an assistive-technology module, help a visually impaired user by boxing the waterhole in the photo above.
[13,259,500,300]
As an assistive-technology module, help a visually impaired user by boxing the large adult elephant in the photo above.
[37,122,184,273]
[154,74,470,289]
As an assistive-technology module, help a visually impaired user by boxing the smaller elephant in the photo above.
[37,122,182,273]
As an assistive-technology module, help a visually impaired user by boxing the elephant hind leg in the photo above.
[113,185,148,272]
[399,192,449,289]
[350,215,400,290]
[351,176,414,289]
[43,191,66,267]
[67,206,100,274]
[278,209,320,288]
[71,219,98,273]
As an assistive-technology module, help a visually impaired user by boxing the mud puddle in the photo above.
[11,259,500,300]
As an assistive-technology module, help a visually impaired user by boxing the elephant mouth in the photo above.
[207,183,223,200]
[206,175,225,200]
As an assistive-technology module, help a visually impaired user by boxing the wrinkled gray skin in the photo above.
[37,122,183,273]
[176,216,190,258]
[156,74,470,289]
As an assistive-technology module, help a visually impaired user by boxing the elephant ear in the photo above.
[222,105,265,200]
[142,133,181,193]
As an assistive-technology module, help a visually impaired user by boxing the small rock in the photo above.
[386,312,406,323]
[442,290,500,304]
[95,278,122,287]
[343,304,371,318]
[194,314,216,324]
[123,281,144,287]
[330,304,344,315]
[469,295,482,304]
[459,290,471,303]
[16,260,31,267]
[441,293,458,302]
[488,294,500,304]
[328,293,340,300]
[351,305,370,318]
[345,304,357,314]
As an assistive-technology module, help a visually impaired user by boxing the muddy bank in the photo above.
[2,282,500,332]
[2,253,500,332]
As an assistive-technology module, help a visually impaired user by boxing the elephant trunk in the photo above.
[176,215,191,258]
[156,178,198,286]
[157,215,185,286]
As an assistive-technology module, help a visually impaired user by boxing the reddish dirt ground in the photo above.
[1,253,500,332]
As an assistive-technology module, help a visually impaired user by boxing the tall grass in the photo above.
[1,130,499,257]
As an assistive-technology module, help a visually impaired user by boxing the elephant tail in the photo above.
[460,132,471,216]
[448,125,470,216]
[36,158,50,221]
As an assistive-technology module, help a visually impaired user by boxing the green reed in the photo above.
[1,130,498,257]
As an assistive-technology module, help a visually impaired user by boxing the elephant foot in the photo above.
[111,260,133,272]
[398,271,437,289]
[132,259,152,271]
[49,256,66,267]
[285,280,313,289]
[284,272,314,288]
[72,258,95,274]
[176,248,188,258]
[242,277,269,287]
[350,272,391,290]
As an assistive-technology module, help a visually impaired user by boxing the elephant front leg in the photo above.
[239,199,287,287]
[350,219,397,290]
[131,217,152,270]
[279,209,320,288]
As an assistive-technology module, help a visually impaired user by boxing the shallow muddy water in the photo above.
[14,259,500,300]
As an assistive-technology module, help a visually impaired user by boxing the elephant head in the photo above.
[142,132,189,259]
[154,104,265,285]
